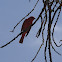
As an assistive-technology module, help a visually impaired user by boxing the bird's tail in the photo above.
[19,33,25,43]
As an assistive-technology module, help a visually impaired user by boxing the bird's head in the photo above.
[30,16,35,20]
[28,16,35,22]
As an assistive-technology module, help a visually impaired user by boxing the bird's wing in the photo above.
[21,19,28,31]
[25,26,31,37]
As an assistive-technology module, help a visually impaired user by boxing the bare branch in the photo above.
[31,4,47,62]
[31,42,44,62]
[51,4,61,24]
[52,8,62,47]
[44,40,47,62]
[51,42,61,55]
[36,16,44,38]
[0,32,22,48]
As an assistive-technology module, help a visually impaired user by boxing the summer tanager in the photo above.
[19,16,35,43]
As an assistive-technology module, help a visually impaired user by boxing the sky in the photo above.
[0,0,62,62]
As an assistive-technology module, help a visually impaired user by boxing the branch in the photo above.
[44,40,47,62]
[36,16,44,38]
[51,42,61,55]
[48,4,52,62]
[31,5,47,62]
[0,32,22,48]
[52,8,62,47]
[36,2,47,38]
[31,41,44,62]
[51,4,61,24]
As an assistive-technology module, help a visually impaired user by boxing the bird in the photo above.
[19,16,35,43]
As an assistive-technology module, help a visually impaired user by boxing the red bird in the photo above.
[19,16,35,43]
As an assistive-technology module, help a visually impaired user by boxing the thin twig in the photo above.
[51,42,61,55]
[44,39,48,62]
[31,42,44,62]
[0,32,22,48]
[51,4,61,24]
[36,16,44,38]
[52,8,62,47]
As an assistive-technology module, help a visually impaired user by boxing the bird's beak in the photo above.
[34,18,35,19]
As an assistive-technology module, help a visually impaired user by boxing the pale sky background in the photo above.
[0,0,62,62]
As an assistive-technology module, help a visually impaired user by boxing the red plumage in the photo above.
[19,16,35,43]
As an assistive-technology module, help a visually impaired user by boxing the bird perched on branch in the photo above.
[19,16,35,43]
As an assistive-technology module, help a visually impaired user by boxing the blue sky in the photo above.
[0,0,62,62]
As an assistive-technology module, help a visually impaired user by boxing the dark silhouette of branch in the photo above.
[31,1,62,62]
[31,10,48,62]
[52,8,62,47]
[52,3,58,10]
[51,42,61,55]
[36,16,44,38]
[48,4,52,62]
[51,3,62,24]
[44,40,48,62]
[36,6,48,38]
[0,32,22,48]
[31,2,48,61]
[31,41,44,62]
